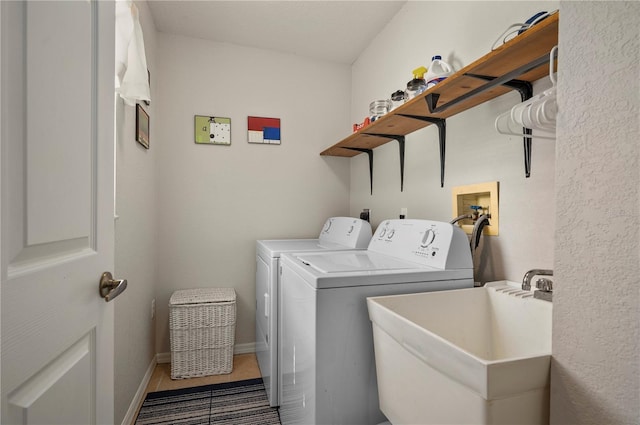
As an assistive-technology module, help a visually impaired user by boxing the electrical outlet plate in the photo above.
[452,181,499,236]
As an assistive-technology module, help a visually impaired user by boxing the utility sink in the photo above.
[367,281,552,425]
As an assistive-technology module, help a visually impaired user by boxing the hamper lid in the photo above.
[169,287,236,305]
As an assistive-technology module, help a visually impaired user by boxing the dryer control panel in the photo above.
[318,217,372,249]
[369,219,472,270]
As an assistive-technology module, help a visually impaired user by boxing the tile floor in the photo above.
[134,353,262,423]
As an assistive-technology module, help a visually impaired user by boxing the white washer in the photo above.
[279,219,474,425]
[256,217,372,407]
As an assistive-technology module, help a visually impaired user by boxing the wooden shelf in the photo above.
[320,12,558,186]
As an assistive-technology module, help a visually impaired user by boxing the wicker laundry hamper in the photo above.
[169,287,236,379]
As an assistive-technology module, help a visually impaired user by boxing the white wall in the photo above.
[114,1,158,423]
[154,34,351,354]
[552,2,639,424]
[349,1,558,283]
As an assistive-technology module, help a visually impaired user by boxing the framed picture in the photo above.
[136,104,150,149]
[248,116,281,144]
[194,115,231,145]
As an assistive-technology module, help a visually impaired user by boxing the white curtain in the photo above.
[115,0,151,105]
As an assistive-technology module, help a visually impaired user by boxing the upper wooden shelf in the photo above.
[320,12,559,158]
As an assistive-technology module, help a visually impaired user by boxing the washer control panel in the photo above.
[369,219,470,269]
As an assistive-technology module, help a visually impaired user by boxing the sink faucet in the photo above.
[522,269,553,290]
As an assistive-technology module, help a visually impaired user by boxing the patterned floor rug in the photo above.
[135,378,281,425]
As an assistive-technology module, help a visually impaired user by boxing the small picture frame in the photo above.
[248,116,281,144]
[194,115,231,145]
[136,104,150,149]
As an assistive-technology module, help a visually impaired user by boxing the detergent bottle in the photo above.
[405,66,427,101]
[425,55,453,88]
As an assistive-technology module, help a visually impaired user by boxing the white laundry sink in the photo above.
[367,281,552,425]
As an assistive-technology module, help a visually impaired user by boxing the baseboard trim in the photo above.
[234,342,256,354]
[156,342,256,364]
[156,352,170,364]
[121,354,157,425]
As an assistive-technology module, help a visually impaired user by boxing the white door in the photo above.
[1,1,117,424]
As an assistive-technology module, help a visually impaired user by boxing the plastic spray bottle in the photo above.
[405,66,427,101]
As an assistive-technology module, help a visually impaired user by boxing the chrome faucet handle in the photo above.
[535,277,553,292]
[522,268,553,290]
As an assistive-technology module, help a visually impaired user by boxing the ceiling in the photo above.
[147,1,407,64]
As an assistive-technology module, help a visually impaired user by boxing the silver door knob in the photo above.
[99,272,127,302]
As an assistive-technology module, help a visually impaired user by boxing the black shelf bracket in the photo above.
[465,74,534,178]
[425,51,550,114]
[465,75,533,100]
[397,137,405,191]
[397,115,447,187]
[344,147,374,195]
[361,134,406,191]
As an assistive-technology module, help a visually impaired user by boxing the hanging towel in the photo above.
[115,0,150,106]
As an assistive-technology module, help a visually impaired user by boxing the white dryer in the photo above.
[278,219,474,425]
[255,217,372,407]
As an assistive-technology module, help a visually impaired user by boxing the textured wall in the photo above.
[552,2,640,424]
[349,1,558,284]
[114,1,158,423]
[154,35,352,354]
